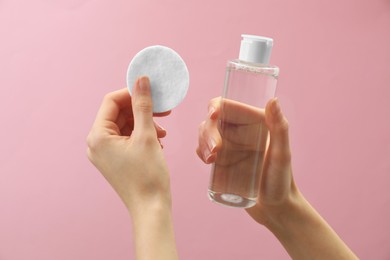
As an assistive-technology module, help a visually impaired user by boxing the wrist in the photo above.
[262,189,308,232]
[128,192,179,260]
[262,189,359,259]
[126,189,173,218]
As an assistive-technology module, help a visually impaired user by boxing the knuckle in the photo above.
[278,117,289,133]
[196,147,205,162]
[135,99,153,113]
[102,92,115,103]
[86,129,106,153]
[198,121,211,144]
[86,147,94,163]
[209,96,220,104]
[86,131,94,149]
[274,149,292,164]
[208,97,220,110]
[135,132,158,148]
[198,121,206,134]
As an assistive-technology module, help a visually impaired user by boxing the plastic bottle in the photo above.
[208,35,279,208]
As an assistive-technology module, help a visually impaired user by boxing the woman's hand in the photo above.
[197,97,358,259]
[87,76,171,213]
[197,97,296,224]
[87,76,178,260]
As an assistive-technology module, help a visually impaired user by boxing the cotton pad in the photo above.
[126,45,190,113]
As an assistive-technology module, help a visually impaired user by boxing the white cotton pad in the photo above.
[126,45,190,113]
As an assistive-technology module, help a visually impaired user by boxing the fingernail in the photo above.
[207,137,216,153]
[155,121,166,132]
[272,98,281,115]
[203,147,211,162]
[139,76,150,91]
[205,153,214,164]
[208,106,216,119]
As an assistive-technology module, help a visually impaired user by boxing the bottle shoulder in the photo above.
[227,59,279,77]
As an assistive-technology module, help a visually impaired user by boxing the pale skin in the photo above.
[198,97,358,259]
[87,76,178,260]
[87,76,358,259]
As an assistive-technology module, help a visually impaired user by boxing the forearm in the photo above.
[130,198,179,260]
[265,191,358,260]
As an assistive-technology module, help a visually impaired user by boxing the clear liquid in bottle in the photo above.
[208,59,278,208]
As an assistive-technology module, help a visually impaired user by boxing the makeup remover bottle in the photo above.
[208,35,279,208]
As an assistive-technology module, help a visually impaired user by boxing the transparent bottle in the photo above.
[208,35,279,208]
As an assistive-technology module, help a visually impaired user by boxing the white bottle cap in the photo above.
[239,34,273,64]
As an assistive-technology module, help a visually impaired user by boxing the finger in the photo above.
[120,124,133,136]
[209,97,265,125]
[265,98,291,166]
[197,118,222,164]
[197,122,212,163]
[153,110,171,117]
[132,76,155,136]
[224,99,266,124]
[195,97,224,164]
[118,108,168,137]
[117,110,134,132]
[93,88,132,135]
[120,120,167,138]
[154,121,167,138]
[196,147,216,164]
[208,97,221,120]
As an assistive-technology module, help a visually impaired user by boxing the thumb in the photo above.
[265,98,291,167]
[132,76,155,136]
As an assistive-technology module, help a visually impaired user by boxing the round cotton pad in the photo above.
[126,45,190,113]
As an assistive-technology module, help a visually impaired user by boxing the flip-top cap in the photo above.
[239,34,273,64]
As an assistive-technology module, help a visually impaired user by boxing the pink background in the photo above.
[1,0,389,259]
